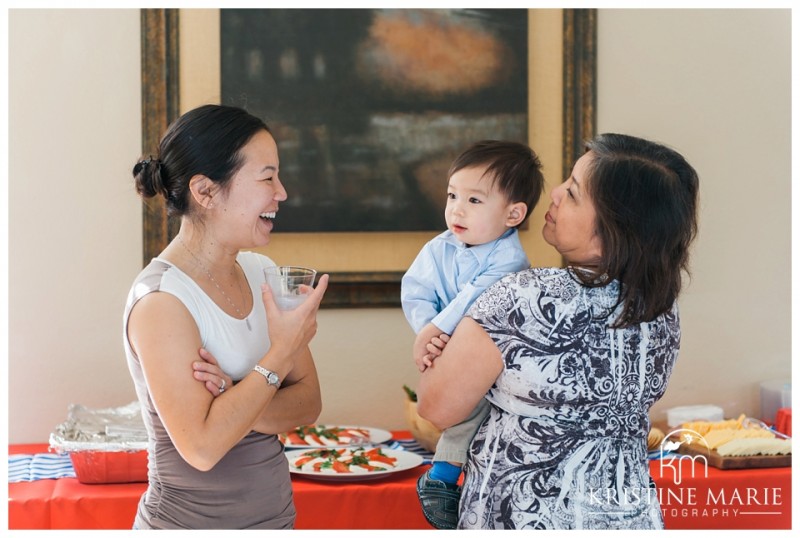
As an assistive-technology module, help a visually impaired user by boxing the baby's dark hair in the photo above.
[448,140,544,227]
[132,104,270,217]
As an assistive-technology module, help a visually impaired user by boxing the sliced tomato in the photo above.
[286,432,306,445]
[293,456,315,467]
[305,432,324,446]
[332,460,351,473]
[363,449,395,465]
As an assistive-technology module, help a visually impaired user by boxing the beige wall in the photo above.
[8,9,144,443]
[6,9,792,443]
[595,9,792,421]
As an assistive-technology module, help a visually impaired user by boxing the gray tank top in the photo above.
[123,253,295,529]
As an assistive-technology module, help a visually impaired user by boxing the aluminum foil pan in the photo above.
[49,401,148,453]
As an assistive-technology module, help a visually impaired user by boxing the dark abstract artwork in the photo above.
[221,9,528,232]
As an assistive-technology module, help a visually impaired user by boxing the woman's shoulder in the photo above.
[493,267,620,307]
[473,267,576,306]
[126,258,197,315]
[132,258,185,294]
[528,266,570,278]
[502,266,576,290]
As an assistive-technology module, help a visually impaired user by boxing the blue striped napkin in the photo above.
[381,438,435,464]
[9,453,76,482]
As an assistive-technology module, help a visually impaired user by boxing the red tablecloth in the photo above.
[8,437,791,530]
[9,440,430,530]
[651,454,792,529]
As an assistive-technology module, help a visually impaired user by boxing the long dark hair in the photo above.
[132,104,271,217]
[577,133,699,327]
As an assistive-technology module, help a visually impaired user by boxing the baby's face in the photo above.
[445,165,515,247]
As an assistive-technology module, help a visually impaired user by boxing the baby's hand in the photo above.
[414,352,430,372]
[414,333,450,371]
[424,333,450,360]
[413,324,450,372]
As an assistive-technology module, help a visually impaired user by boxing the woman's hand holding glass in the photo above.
[261,273,329,369]
[263,266,317,310]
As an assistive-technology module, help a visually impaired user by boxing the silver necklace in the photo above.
[178,236,252,331]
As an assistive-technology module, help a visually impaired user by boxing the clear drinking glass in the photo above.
[263,266,317,310]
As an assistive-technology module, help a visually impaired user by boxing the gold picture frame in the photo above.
[139,8,596,308]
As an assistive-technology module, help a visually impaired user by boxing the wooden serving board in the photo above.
[676,443,791,470]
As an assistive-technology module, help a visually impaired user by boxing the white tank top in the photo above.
[142,251,274,380]
[123,251,295,529]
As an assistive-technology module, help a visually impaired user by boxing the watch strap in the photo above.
[253,365,281,388]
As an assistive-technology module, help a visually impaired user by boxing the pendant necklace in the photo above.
[178,236,252,331]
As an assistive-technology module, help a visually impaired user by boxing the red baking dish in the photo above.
[49,402,149,484]
[68,449,148,484]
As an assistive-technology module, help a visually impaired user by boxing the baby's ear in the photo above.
[506,202,527,227]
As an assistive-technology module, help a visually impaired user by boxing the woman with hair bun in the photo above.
[417,133,699,530]
[125,104,328,529]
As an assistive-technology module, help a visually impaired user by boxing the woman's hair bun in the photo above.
[133,156,168,199]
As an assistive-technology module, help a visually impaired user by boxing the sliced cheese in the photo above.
[701,427,774,449]
[715,437,792,457]
[681,414,746,436]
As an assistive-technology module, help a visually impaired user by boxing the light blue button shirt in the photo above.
[401,228,530,335]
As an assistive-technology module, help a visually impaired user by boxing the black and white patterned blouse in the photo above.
[460,267,680,529]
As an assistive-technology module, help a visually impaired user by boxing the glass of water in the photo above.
[263,266,317,310]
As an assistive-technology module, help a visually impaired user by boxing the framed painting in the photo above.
[220,9,529,233]
[140,8,596,307]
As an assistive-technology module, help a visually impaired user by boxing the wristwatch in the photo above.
[253,365,281,389]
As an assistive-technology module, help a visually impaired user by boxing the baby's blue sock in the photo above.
[429,461,461,485]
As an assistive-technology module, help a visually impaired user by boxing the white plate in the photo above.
[285,447,424,482]
[279,425,392,449]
